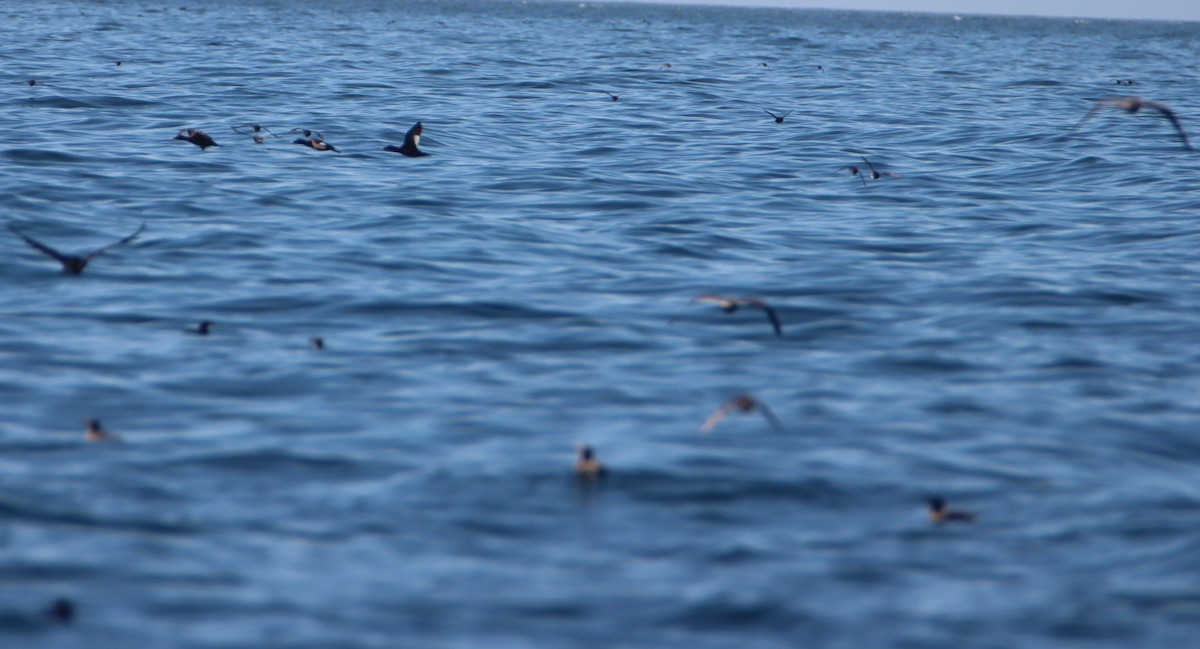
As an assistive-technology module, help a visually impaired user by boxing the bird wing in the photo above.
[1071,98,1124,132]
[754,400,788,434]
[8,225,70,264]
[763,109,778,119]
[761,304,783,336]
[84,223,145,261]
[782,110,793,118]
[742,299,782,336]
[860,156,877,174]
[699,399,739,434]
[668,294,716,324]
[1143,101,1194,150]
[405,122,422,148]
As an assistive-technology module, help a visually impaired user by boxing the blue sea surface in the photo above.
[2,0,1200,646]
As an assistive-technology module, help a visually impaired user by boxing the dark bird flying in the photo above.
[382,121,428,157]
[764,109,792,124]
[9,222,145,274]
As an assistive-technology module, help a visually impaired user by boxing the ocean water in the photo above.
[2,0,1200,646]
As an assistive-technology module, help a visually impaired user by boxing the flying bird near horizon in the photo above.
[1072,96,1193,151]
[671,295,783,337]
[700,394,787,435]
[8,222,145,274]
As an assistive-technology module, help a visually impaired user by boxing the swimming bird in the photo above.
[1072,96,1193,150]
[764,108,792,124]
[1108,77,1138,86]
[758,62,769,68]
[293,137,338,152]
[700,394,787,435]
[43,598,74,624]
[186,321,213,336]
[232,123,279,137]
[8,222,145,275]
[837,163,869,189]
[114,59,132,66]
[173,128,219,150]
[85,418,118,443]
[814,65,825,73]
[11,79,56,87]
[604,91,621,101]
[288,128,324,141]
[927,497,975,524]
[861,156,900,180]
[659,63,673,71]
[671,295,783,337]
[310,336,325,350]
[382,121,428,157]
[574,445,606,479]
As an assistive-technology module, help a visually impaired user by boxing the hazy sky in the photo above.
[624,0,1200,22]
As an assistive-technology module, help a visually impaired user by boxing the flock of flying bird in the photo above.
[9,56,1197,534]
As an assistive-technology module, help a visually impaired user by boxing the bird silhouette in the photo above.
[8,223,145,274]
[764,109,792,124]
[382,121,428,157]
[173,129,219,150]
